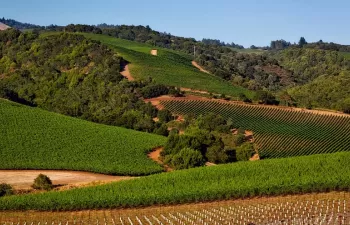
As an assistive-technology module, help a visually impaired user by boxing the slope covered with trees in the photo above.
[0,29,173,133]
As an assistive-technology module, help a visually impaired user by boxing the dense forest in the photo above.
[0,29,174,134]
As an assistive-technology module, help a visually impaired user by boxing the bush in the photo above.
[236,143,255,161]
[32,174,53,191]
[0,183,13,197]
[157,109,173,123]
[168,148,205,170]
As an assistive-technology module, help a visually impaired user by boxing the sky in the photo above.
[1,0,349,47]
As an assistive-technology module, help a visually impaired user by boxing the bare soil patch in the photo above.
[192,61,210,74]
[120,64,135,81]
[148,148,173,172]
[0,170,134,190]
[151,49,158,56]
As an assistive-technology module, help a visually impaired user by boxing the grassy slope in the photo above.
[340,52,350,60]
[0,99,166,175]
[80,33,254,99]
[0,151,349,210]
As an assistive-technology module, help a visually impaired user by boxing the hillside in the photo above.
[0,22,10,30]
[0,99,166,175]
[0,29,173,134]
[160,99,350,158]
[0,151,349,210]
[80,33,254,98]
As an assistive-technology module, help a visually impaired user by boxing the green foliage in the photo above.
[0,99,166,175]
[166,148,205,170]
[0,30,170,133]
[161,99,350,158]
[288,72,350,110]
[81,33,254,98]
[0,152,349,210]
[236,143,255,161]
[157,109,173,123]
[141,84,170,99]
[255,90,279,105]
[0,184,13,197]
[32,174,53,191]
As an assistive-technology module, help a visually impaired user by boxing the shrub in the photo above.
[32,174,53,191]
[236,143,255,161]
[168,148,205,170]
[0,183,13,197]
[157,109,173,123]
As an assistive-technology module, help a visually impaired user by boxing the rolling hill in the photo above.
[0,99,166,175]
[79,33,255,99]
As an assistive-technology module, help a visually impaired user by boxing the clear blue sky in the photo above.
[1,0,349,47]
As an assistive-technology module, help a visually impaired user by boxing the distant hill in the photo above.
[0,22,10,30]
[0,17,42,30]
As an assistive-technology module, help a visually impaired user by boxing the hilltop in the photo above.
[0,22,9,30]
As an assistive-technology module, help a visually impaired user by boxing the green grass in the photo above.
[0,151,349,210]
[340,51,350,60]
[161,100,350,158]
[79,33,254,99]
[0,99,166,175]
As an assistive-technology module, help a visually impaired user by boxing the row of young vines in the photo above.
[161,100,350,158]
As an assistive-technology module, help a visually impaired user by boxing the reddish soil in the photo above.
[145,95,350,118]
[249,153,260,161]
[151,49,158,56]
[0,170,134,190]
[148,148,173,172]
[120,64,135,81]
[192,61,210,74]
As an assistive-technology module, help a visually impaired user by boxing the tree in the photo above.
[236,143,255,161]
[167,148,205,170]
[299,37,307,47]
[157,109,173,123]
[32,174,53,191]
[0,183,13,197]
[255,90,279,105]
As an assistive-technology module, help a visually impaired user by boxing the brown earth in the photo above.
[0,170,134,190]
[0,22,10,31]
[148,148,173,172]
[151,49,158,56]
[192,61,210,74]
[2,191,348,222]
[145,95,350,118]
[180,87,210,95]
[120,64,135,81]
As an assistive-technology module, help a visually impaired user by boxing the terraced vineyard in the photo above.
[0,99,166,175]
[1,192,349,224]
[161,100,350,158]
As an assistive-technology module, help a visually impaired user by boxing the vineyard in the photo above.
[0,99,166,175]
[78,33,254,99]
[1,192,349,224]
[0,151,349,211]
[160,99,350,158]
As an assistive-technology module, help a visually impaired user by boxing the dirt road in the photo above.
[0,170,134,189]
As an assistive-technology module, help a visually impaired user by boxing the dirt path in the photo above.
[148,148,173,172]
[145,95,350,118]
[151,49,158,56]
[120,64,135,81]
[0,170,135,190]
[192,61,210,74]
